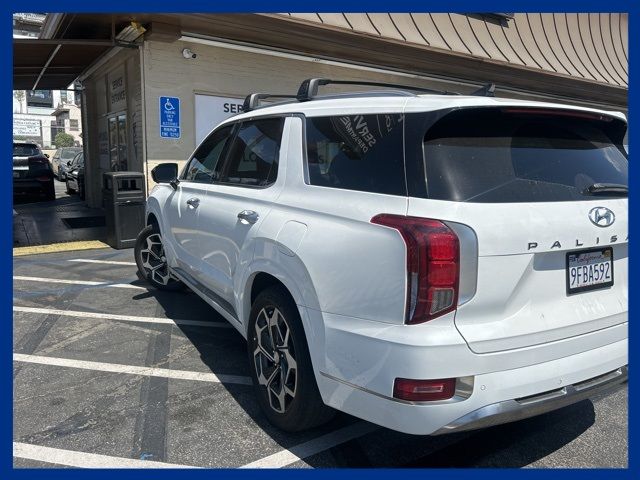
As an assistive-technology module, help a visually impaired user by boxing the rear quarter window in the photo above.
[421,108,628,203]
[305,114,406,196]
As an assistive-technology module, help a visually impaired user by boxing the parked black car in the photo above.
[65,151,85,199]
[13,142,55,202]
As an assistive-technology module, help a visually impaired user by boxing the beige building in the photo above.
[12,89,82,148]
[13,13,628,208]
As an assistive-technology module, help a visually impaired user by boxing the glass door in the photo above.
[108,116,118,170]
[107,112,128,171]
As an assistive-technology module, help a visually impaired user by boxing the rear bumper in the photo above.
[309,307,628,435]
[13,179,52,196]
[432,365,627,435]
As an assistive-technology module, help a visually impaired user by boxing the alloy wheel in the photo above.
[140,233,172,285]
[253,306,298,413]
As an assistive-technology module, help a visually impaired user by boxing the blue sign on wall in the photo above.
[160,96,180,139]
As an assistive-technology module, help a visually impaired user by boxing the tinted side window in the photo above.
[305,114,406,195]
[182,125,233,183]
[219,118,284,187]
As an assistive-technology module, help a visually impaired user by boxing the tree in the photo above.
[13,90,25,113]
[54,132,75,148]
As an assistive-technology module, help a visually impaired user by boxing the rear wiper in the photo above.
[582,183,628,196]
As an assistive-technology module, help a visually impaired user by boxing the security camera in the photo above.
[182,48,197,59]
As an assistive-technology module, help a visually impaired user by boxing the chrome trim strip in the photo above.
[432,365,628,435]
[319,371,474,405]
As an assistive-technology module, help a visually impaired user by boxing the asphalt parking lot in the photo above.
[13,247,628,468]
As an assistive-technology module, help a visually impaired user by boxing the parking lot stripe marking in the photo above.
[240,422,379,468]
[13,240,109,257]
[68,258,137,266]
[13,306,233,329]
[13,442,200,468]
[14,275,145,290]
[13,353,253,385]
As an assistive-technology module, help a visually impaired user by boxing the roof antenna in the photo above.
[472,83,496,97]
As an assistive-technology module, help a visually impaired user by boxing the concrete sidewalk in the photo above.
[13,181,106,248]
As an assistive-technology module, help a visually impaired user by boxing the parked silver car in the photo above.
[51,147,82,181]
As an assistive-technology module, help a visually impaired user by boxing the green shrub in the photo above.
[54,132,75,148]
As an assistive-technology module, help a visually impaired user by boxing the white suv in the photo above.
[137,79,628,434]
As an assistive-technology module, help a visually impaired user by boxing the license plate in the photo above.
[566,247,614,294]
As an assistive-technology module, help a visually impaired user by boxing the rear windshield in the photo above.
[60,148,82,159]
[13,144,40,157]
[423,108,628,203]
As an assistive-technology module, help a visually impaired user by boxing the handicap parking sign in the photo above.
[160,96,180,139]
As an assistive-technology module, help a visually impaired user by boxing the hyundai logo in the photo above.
[588,207,615,227]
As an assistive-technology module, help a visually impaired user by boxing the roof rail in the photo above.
[242,93,298,112]
[296,78,459,101]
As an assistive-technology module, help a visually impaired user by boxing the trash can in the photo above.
[103,171,146,249]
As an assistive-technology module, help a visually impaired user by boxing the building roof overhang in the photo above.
[13,38,115,90]
[13,13,627,108]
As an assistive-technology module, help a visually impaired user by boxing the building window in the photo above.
[69,119,79,131]
[26,90,53,107]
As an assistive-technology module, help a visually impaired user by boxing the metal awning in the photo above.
[13,39,114,90]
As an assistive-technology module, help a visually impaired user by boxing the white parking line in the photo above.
[13,353,252,385]
[13,306,233,329]
[68,258,137,266]
[14,275,145,290]
[13,442,200,468]
[240,422,379,468]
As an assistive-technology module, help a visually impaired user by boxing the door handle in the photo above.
[237,210,259,224]
[186,197,200,208]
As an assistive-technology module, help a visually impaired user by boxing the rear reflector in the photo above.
[393,378,456,402]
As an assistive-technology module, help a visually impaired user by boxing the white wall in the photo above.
[194,94,244,145]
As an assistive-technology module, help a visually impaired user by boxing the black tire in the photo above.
[66,181,74,194]
[44,183,56,202]
[248,286,335,432]
[134,225,183,291]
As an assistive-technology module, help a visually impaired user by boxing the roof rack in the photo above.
[472,83,496,97]
[241,79,498,113]
[296,78,461,101]
[242,93,298,112]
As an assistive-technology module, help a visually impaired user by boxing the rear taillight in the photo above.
[371,214,459,324]
[393,377,456,401]
[35,176,51,182]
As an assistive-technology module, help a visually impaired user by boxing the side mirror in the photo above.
[67,161,72,166]
[151,163,179,188]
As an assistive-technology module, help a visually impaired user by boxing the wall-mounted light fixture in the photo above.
[182,48,197,59]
